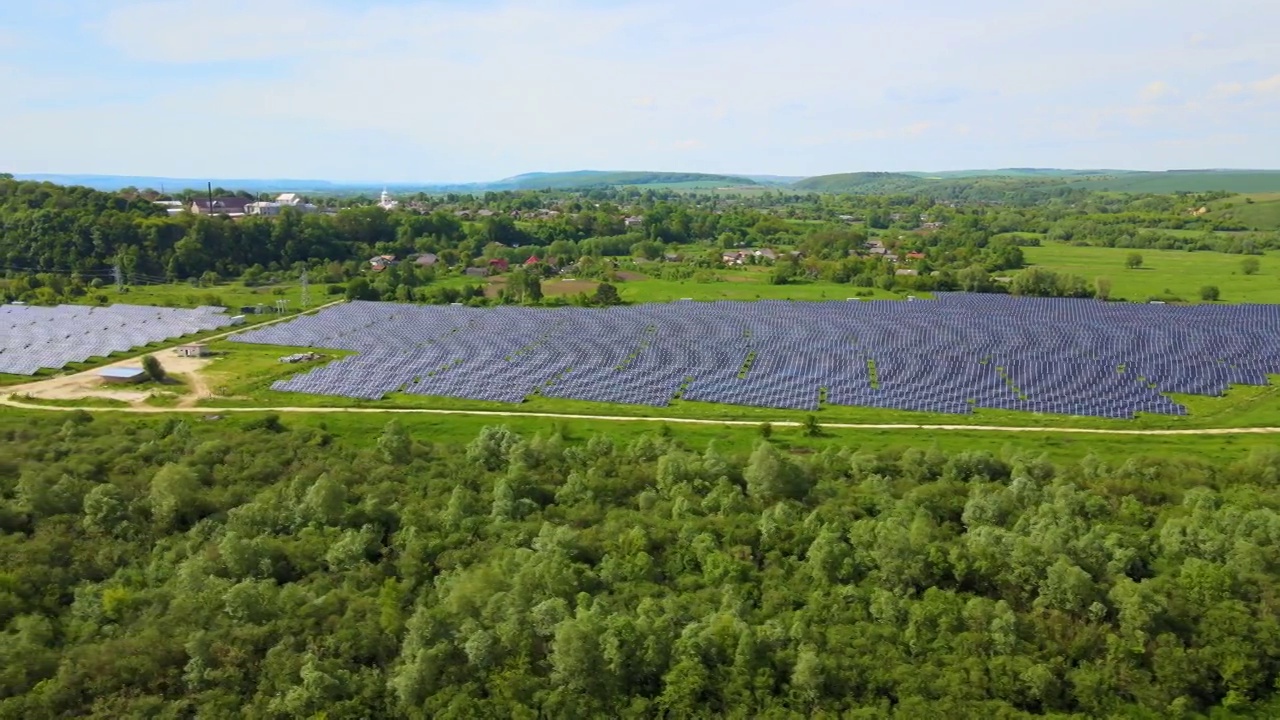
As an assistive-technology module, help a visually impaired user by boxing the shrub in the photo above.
[1200,285,1220,301]
[141,355,166,382]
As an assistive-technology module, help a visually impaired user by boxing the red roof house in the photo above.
[905,252,926,261]
[487,258,510,272]
[524,255,541,266]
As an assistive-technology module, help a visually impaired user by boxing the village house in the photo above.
[369,255,397,272]
[412,253,438,267]
[245,193,319,216]
[190,197,252,217]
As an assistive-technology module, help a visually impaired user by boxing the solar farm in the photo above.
[228,296,1280,419]
[0,304,233,375]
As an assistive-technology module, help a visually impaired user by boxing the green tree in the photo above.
[142,354,166,382]
[593,282,621,306]
[1095,276,1112,301]
[1125,252,1144,269]
[802,414,822,437]
[377,420,411,464]
[149,463,200,529]
[1200,285,1220,301]
[1242,257,1260,275]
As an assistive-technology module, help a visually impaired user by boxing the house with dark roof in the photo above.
[369,255,397,272]
[190,198,252,216]
[413,253,438,267]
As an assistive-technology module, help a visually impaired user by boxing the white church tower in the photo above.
[378,188,399,210]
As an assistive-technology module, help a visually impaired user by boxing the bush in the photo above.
[327,284,346,296]
[802,415,822,437]
[1242,257,1260,275]
[141,355,166,382]
[1200,285,1220,301]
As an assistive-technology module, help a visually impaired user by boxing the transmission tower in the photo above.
[300,269,311,308]
[113,262,124,292]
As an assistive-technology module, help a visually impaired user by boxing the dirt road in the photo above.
[3,394,1280,436]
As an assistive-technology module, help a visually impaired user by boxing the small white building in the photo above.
[378,189,399,211]
[175,343,210,358]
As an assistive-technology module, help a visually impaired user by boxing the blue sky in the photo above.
[2,0,1278,182]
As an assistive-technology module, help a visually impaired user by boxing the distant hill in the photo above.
[488,171,760,190]
[903,168,1120,179]
[12,170,762,193]
[16,168,1280,197]
[791,172,926,193]
[1066,170,1280,194]
[11,174,349,193]
[794,169,1280,197]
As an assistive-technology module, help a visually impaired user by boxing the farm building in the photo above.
[175,343,209,358]
[99,367,146,384]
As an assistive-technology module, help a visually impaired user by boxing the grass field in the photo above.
[1207,193,1280,231]
[444,267,917,303]
[72,280,311,310]
[1069,172,1280,194]
[1022,242,1280,303]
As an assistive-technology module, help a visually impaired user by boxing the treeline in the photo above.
[0,178,836,279]
[3,415,1280,716]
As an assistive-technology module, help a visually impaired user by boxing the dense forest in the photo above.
[3,414,1280,717]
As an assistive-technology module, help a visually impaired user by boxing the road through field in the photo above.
[4,394,1280,436]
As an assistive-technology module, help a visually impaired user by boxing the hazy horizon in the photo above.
[4,1,1278,182]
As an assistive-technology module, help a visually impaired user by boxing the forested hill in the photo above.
[792,172,1085,203]
[798,169,1280,196]
[5,414,1280,716]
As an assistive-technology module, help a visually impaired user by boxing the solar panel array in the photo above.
[0,304,232,375]
[230,296,1280,418]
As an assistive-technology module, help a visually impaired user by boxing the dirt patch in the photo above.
[615,271,649,282]
[8,352,215,407]
[486,276,597,298]
[485,277,507,299]
[546,279,599,296]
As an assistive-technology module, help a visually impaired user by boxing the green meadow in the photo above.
[1022,242,1280,303]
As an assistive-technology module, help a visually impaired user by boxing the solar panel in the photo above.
[0,303,234,376]
[229,296,1280,417]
